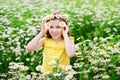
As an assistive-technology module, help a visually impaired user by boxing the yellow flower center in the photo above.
[60,21,66,27]
[45,23,51,28]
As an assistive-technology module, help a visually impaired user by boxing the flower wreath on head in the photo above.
[43,13,69,28]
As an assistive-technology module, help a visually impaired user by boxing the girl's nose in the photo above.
[52,28,57,32]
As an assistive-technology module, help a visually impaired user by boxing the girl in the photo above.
[26,12,75,73]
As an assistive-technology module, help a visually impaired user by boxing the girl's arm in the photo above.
[26,20,47,51]
[62,26,75,58]
[26,32,45,51]
[63,33,75,57]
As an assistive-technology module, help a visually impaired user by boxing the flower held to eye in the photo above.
[45,23,51,28]
[60,21,66,27]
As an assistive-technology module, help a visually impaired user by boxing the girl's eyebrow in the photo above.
[56,26,60,28]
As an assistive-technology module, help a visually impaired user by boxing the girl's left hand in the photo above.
[61,25,69,37]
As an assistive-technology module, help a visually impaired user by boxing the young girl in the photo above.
[26,12,75,73]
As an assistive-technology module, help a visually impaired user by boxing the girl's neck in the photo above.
[52,38,63,43]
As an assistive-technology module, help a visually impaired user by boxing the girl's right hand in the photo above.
[40,20,48,35]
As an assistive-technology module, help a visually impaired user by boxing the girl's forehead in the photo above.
[48,19,61,26]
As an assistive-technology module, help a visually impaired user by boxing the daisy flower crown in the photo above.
[43,13,68,21]
[43,13,68,28]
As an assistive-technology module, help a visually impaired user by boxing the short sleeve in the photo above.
[69,36,74,41]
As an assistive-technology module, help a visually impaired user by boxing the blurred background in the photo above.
[0,0,120,79]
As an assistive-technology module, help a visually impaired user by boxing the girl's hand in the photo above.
[40,20,48,35]
[62,25,69,37]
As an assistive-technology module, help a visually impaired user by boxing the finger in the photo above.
[41,20,46,29]
[66,25,69,31]
[44,28,47,32]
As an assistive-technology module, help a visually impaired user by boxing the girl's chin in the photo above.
[51,35,60,39]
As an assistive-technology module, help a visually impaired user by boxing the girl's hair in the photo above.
[45,12,70,38]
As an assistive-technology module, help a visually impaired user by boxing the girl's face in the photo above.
[48,19,63,40]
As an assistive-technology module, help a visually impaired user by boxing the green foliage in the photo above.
[0,0,120,79]
[74,35,120,79]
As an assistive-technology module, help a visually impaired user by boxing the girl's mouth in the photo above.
[52,34,58,37]
[52,33,58,37]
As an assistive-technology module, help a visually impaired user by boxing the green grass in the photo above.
[0,0,120,79]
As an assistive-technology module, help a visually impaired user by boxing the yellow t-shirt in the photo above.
[41,37,74,73]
